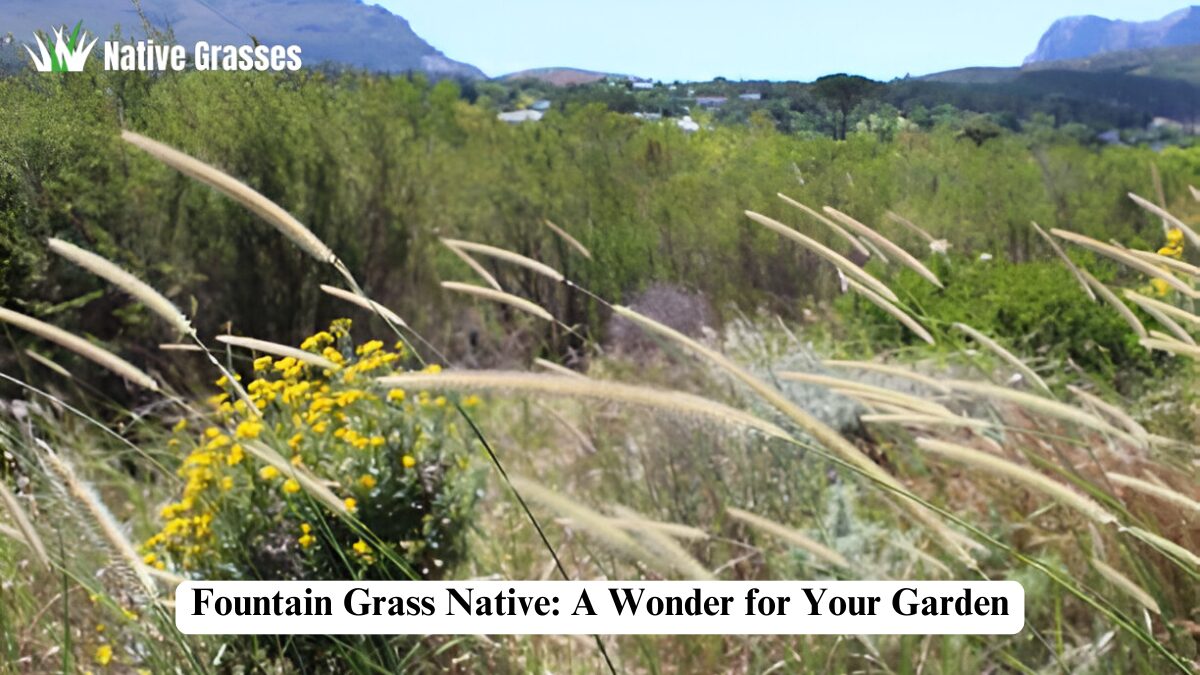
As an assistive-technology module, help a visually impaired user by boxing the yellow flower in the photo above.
[434,396,447,408]
[220,476,234,491]
[259,466,280,481]
[387,388,406,403]
[282,479,301,494]
[352,539,371,555]
[402,455,416,469]
[142,552,157,565]
[356,340,384,356]
[253,355,273,371]
[343,497,357,512]
[298,533,316,548]
[236,421,263,439]
[424,364,442,375]
[359,474,377,489]
[287,433,304,450]
[369,436,385,447]
[172,418,188,433]
[94,644,113,666]
[204,427,221,439]
[227,444,244,466]
[463,395,481,407]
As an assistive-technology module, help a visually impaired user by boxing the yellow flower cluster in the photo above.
[1150,228,1186,297]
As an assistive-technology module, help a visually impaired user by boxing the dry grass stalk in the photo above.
[1066,386,1148,442]
[507,476,661,572]
[1123,290,1200,329]
[48,238,192,335]
[1191,185,1200,202]
[1127,192,1200,248]
[1106,472,1200,515]
[1124,296,1196,345]
[158,343,204,352]
[726,506,850,570]
[822,359,950,393]
[1125,249,1200,278]
[1076,267,1147,338]
[861,413,991,430]
[612,305,980,562]
[439,238,565,282]
[885,211,937,243]
[441,281,555,322]
[543,219,592,259]
[951,322,1050,392]
[533,358,585,378]
[0,307,158,391]
[442,243,502,290]
[846,278,935,345]
[856,235,891,264]
[0,482,51,570]
[215,335,339,371]
[1092,557,1161,615]
[242,442,349,517]
[121,131,335,264]
[1031,221,1096,301]
[776,193,871,256]
[1122,526,1200,568]
[779,371,955,418]
[24,349,72,379]
[1051,229,1197,298]
[320,284,408,328]
[609,506,713,580]
[824,206,944,288]
[744,210,899,301]
[377,370,790,439]
[943,378,1144,449]
[914,438,1118,525]
[41,449,156,594]
[607,510,709,542]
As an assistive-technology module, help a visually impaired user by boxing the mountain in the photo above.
[0,0,483,78]
[1026,6,1200,64]
[501,67,624,87]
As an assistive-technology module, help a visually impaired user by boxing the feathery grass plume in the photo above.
[1191,185,1200,202]
[744,211,899,302]
[779,371,956,418]
[885,210,937,243]
[612,304,980,562]
[607,508,709,542]
[822,359,950,393]
[377,370,790,439]
[1126,248,1200,278]
[609,506,713,580]
[726,506,850,570]
[320,284,409,328]
[24,349,72,379]
[1031,221,1096,301]
[0,482,50,570]
[856,235,890,264]
[1076,266,1148,338]
[40,447,156,594]
[1067,386,1148,442]
[1122,526,1200,568]
[241,442,349,517]
[914,438,1118,525]
[215,335,340,371]
[1106,473,1200,515]
[441,281,555,322]
[507,476,660,569]
[543,219,592,259]
[890,537,953,577]
[776,192,870,256]
[942,378,1144,449]
[143,564,186,587]
[1127,192,1200,248]
[1123,289,1200,329]
[48,238,192,335]
[824,206,944,288]
[1051,228,1198,298]
[0,307,158,391]
[442,242,502,291]
[158,343,204,352]
[861,413,991,430]
[1123,293,1196,345]
[439,238,565,282]
[952,322,1050,392]
[845,278,935,345]
[533,358,586,378]
[1091,557,1161,615]
[120,131,335,264]
[0,523,30,548]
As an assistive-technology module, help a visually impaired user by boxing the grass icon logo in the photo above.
[25,21,97,72]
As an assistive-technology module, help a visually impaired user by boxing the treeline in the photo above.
[0,68,1198,380]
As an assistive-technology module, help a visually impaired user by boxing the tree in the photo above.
[812,74,882,140]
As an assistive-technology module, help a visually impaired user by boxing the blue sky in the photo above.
[380,1,1191,81]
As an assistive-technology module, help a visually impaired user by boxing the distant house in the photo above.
[738,92,762,101]
[530,99,552,111]
[632,112,663,121]
[497,110,543,124]
[631,80,654,90]
[676,115,700,133]
[695,96,727,108]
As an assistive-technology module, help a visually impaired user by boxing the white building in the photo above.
[497,110,543,124]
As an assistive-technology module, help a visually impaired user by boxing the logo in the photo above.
[25,21,97,72]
